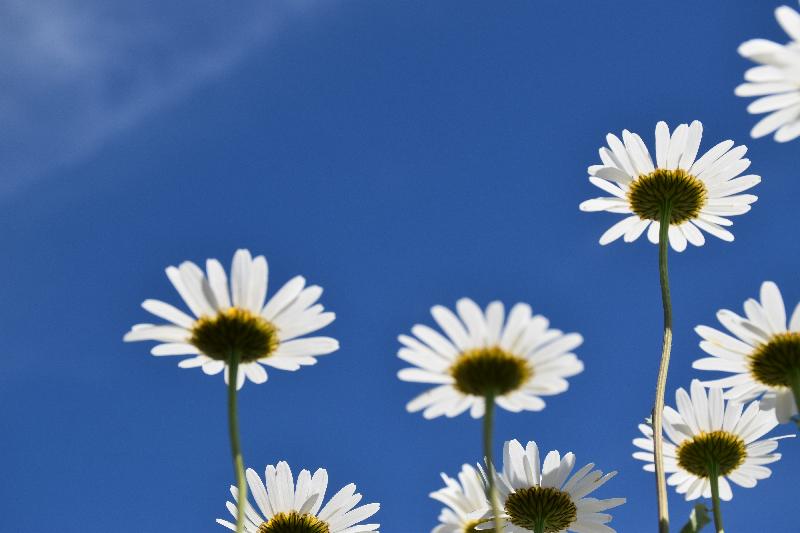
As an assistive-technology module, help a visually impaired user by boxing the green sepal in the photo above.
[679,503,711,533]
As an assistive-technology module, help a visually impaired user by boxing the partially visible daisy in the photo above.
[632,380,789,502]
[478,439,625,533]
[397,298,584,419]
[693,281,800,424]
[124,249,339,389]
[736,4,800,142]
[579,121,759,251]
[217,461,380,533]
[430,464,491,533]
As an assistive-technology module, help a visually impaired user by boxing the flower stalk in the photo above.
[652,203,673,533]
[483,394,503,533]
[708,463,724,533]
[227,350,247,533]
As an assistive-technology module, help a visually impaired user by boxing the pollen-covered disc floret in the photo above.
[736,4,800,142]
[580,120,759,252]
[477,439,624,533]
[693,281,800,423]
[216,461,380,533]
[124,249,339,389]
[397,298,584,419]
[430,464,491,533]
[633,380,790,501]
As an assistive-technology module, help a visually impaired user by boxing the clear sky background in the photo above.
[1,1,798,531]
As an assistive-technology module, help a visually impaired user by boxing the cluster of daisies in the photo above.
[121,4,800,532]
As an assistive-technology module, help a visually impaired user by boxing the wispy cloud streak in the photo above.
[0,1,315,197]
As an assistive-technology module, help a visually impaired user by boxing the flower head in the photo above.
[633,380,790,501]
[736,4,800,142]
[430,464,491,533]
[579,121,759,251]
[124,249,338,389]
[216,461,380,533]
[397,298,584,419]
[693,281,800,423]
[480,439,624,533]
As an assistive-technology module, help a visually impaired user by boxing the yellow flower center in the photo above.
[627,169,708,224]
[258,512,330,533]
[190,307,279,363]
[449,346,532,397]
[749,332,800,388]
[676,430,747,478]
[504,486,577,533]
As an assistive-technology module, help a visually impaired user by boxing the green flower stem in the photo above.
[708,463,725,533]
[228,351,247,533]
[533,516,546,533]
[790,368,800,429]
[652,204,673,533]
[483,394,503,533]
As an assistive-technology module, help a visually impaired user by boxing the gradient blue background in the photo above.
[1,1,797,531]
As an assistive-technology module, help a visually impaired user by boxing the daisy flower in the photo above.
[632,380,789,502]
[217,461,380,533]
[479,439,625,533]
[430,464,491,533]
[397,298,584,419]
[124,249,339,389]
[693,281,800,424]
[736,4,800,142]
[579,121,759,251]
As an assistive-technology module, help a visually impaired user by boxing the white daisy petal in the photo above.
[775,119,800,142]
[206,259,232,310]
[599,216,641,245]
[655,121,670,168]
[142,299,195,329]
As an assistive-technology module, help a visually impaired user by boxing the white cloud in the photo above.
[0,0,315,196]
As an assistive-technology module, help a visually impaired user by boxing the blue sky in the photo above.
[2,1,798,531]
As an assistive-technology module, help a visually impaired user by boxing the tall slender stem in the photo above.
[652,205,673,533]
[789,368,800,429]
[483,394,502,533]
[533,516,546,533]
[708,463,724,533]
[228,352,247,533]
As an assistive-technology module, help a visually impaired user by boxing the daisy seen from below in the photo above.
[579,120,759,252]
[124,249,339,533]
[123,248,339,389]
[478,439,625,533]
[633,380,790,533]
[579,120,759,533]
[397,298,584,533]
[430,464,491,533]
[693,281,800,425]
[217,461,380,533]
[736,3,800,142]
